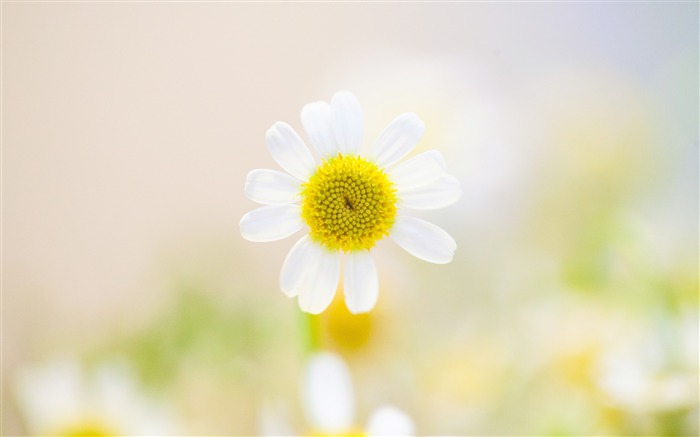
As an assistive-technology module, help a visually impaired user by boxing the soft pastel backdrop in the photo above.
[3,2,698,435]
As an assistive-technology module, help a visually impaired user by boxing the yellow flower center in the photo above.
[51,418,117,436]
[314,434,364,437]
[301,154,397,252]
[307,427,365,437]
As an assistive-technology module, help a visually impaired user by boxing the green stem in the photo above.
[299,311,322,354]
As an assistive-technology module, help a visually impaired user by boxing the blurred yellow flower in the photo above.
[315,289,375,353]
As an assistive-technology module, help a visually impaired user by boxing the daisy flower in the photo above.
[302,352,415,436]
[13,357,179,436]
[259,351,415,436]
[240,91,460,314]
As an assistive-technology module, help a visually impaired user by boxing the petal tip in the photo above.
[346,305,373,315]
[390,216,457,264]
[298,301,328,315]
[264,123,280,139]
[333,90,357,99]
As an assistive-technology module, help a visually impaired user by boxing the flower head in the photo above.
[258,351,414,436]
[302,351,415,436]
[240,92,460,314]
[13,357,179,436]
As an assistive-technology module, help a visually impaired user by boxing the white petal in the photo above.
[93,361,142,428]
[302,101,338,158]
[129,405,179,437]
[302,352,355,434]
[399,175,461,210]
[343,251,379,314]
[279,235,314,297]
[297,245,341,314]
[331,91,363,155]
[245,169,301,205]
[366,405,416,437]
[371,113,425,168]
[13,358,85,433]
[390,150,446,192]
[390,216,456,264]
[266,122,316,181]
[240,204,303,242]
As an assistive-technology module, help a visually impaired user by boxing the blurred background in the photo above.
[3,2,698,435]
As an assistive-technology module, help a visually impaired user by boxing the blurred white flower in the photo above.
[304,351,414,436]
[240,91,460,314]
[13,357,179,436]
[259,351,414,436]
[595,313,699,413]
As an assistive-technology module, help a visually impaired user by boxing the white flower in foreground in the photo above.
[13,357,179,436]
[240,91,460,314]
[302,351,415,436]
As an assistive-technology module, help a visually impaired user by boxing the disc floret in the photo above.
[301,154,397,252]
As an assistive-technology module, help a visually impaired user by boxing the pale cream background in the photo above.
[3,2,698,435]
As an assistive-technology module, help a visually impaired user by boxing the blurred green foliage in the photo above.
[112,285,288,389]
